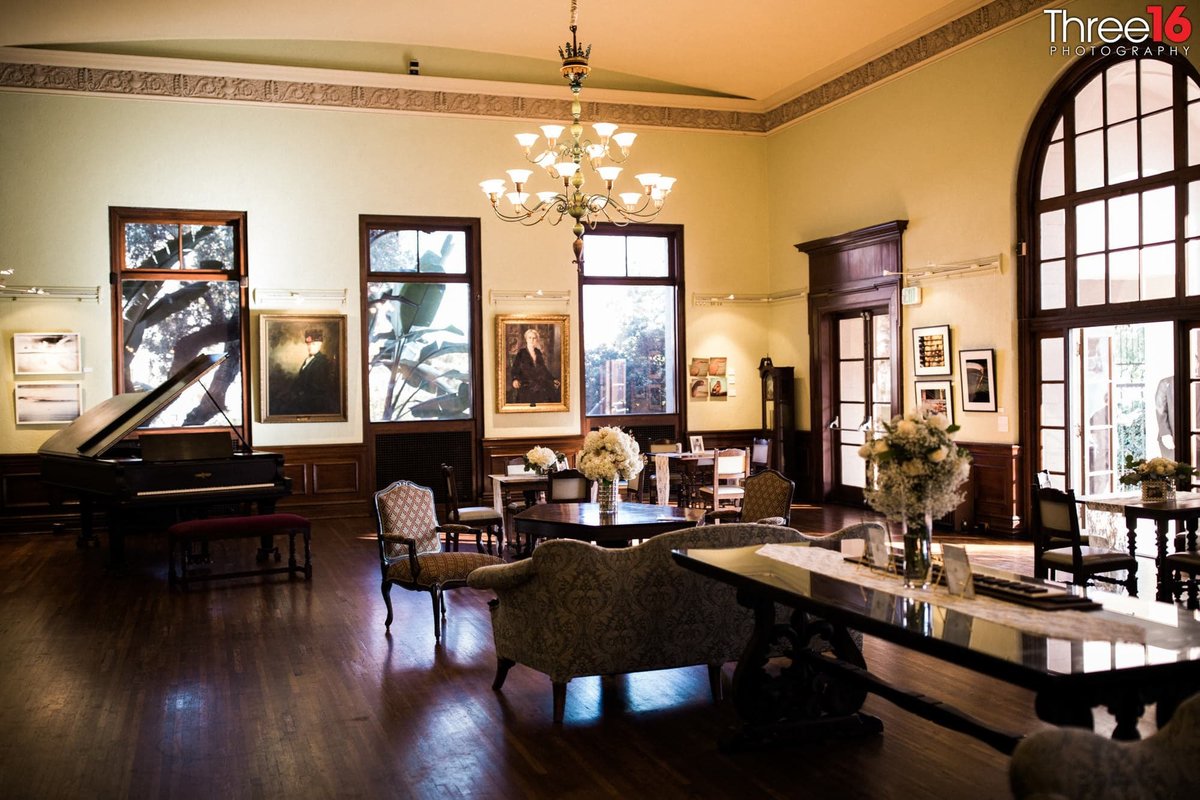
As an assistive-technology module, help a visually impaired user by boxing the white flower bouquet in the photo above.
[577,426,643,483]
[523,446,565,475]
[858,411,971,523]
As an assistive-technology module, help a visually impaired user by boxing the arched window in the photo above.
[1019,54,1200,498]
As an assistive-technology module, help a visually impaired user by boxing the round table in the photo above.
[513,502,706,555]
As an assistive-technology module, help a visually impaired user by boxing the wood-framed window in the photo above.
[109,207,249,434]
[580,224,685,440]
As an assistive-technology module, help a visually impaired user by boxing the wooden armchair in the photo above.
[1031,485,1138,595]
[373,480,502,641]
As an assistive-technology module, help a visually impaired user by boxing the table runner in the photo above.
[757,544,1148,643]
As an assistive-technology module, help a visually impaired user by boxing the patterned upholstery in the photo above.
[737,468,794,525]
[468,522,854,722]
[374,480,503,641]
[797,521,889,550]
[1010,692,1200,800]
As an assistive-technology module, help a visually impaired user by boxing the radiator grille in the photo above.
[374,431,473,507]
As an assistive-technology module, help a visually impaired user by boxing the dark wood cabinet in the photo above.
[759,360,795,476]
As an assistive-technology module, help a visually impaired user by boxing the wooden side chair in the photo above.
[440,463,503,554]
[373,480,503,641]
[697,448,748,519]
[546,468,594,503]
[1164,550,1200,609]
[1031,485,1138,595]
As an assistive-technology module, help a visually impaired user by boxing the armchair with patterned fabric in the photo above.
[707,467,794,525]
[467,522,809,723]
[374,480,503,642]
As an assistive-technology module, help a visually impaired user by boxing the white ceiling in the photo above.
[2,0,997,108]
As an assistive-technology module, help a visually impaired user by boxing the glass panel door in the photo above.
[830,308,894,504]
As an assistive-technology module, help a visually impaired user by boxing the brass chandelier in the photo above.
[480,0,676,271]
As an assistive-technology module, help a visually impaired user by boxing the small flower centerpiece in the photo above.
[858,411,972,588]
[1119,454,1195,501]
[523,446,565,476]
[577,426,643,513]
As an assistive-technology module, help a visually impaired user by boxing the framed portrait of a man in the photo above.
[260,314,347,422]
[496,314,569,413]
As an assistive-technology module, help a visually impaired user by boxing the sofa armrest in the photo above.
[467,558,536,591]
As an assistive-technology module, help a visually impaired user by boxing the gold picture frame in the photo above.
[260,313,348,422]
[496,314,569,413]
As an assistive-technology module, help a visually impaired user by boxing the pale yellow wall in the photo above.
[766,0,1199,443]
[0,89,768,452]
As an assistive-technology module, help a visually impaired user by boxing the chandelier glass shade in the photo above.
[480,2,675,270]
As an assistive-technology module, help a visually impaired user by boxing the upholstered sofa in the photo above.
[466,522,806,723]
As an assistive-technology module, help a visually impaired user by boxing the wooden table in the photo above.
[514,502,705,555]
[488,472,548,516]
[1080,492,1200,601]
[653,452,714,507]
[673,542,1200,752]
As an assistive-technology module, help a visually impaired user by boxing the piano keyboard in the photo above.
[136,483,279,497]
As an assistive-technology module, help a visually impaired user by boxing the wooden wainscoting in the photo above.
[961,441,1022,537]
[269,443,371,519]
[0,454,76,535]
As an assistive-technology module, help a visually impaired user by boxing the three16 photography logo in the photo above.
[1046,5,1191,56]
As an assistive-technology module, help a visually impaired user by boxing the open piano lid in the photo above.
[39,353,227,459]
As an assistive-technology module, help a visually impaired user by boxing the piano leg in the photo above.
[76,497,100,549]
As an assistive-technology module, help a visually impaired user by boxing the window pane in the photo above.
[839,317,864,359]
[1187,239,1200,295]
[626,236,669,277]
[873,313,891,358]
[1142,185,1175,244]
[124,223,235,271]
[582,234,626,277]
[1108,194,1139,249]
[840,445,866,488]
[182,225,235,270]
[873,360,891,402]
[1109,249,1140,303]
[368,229,418,272]
[583,284,677,414]
[1106,120,1138,184]
[121,279,242,426]
[1075,74,1104,133]
[1191,102,1200,166]
[1076,200,1105,254]
[1106,60,1137,124]
[366,282,472,421]
[416,231,466,274]
[1077,254,1106,306]
[1075,130,1105,191]
[840,403,865,432]
[1141,110,1174,177]
[1041,382,1064,426]
[1040,259,1066,310]
[1041,337,1065,380]
[1141,60,1173,112]
[1041,428,1066,472]
[1041,209,1066,259]
[839,360,864,401]
[1189,181,1200,238]
[1141,243,1175,300]
[1040,141,1064,199]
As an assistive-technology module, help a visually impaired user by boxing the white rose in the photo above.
[927,414,948,431]
[928,446,948,463]
[858,443,873,458]
[874,440,889,455]
[897,420,917,437]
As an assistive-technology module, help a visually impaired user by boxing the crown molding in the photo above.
[0,1,1050,134]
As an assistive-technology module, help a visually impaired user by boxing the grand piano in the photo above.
[39,353,290,563]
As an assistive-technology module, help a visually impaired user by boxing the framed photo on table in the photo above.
[915,379,954,425]
[959,348,997,412]
[497,314,569,413]
[260,314,347,422]
[913,325,951,376]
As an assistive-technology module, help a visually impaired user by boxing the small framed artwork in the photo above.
[913,325,952,376]
[497,314,569,413]
[689,435,705,453]
[708,376,727,399]
[959,348,997,412]
[707,357,727,376]
[13,333,81,375]
[15,381,82,425]
[915,379,954,424]
[260,314,348,422]
[689,377,709,399]
[688,358,709,377]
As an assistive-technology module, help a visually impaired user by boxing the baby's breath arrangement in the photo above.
[858,411,972,523]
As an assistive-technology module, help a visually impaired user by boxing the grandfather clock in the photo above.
[758,358,795,475]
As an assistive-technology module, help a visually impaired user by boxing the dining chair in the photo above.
[1163,550,1200,609]
[373,480,503,641]
[749,437,771,474]
[721,467,793,525]
[440,463,503,554]
[546,468,594,503]
[697,448,748,517]
[1031,485,1138,595]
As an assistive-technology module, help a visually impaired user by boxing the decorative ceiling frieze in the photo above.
[0,0,1050,134]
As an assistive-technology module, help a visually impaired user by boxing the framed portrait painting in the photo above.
[912,325,952,376]
[260,314,347,422]
[959,348,997,412]
[13,332,81,375]
[915,379,954,425]
[496,314,569,413]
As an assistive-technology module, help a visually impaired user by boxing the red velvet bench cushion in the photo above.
[168,513,311,588]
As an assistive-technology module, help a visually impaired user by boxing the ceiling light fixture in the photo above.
[479,0,676,272]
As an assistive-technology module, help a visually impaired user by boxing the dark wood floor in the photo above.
[0,507,1142,799]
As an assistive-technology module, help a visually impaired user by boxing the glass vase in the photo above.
[597,479,618,514]
[902,512,934,590]
[1141,479,1175,502]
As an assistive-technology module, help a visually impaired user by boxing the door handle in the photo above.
[829,416,840,430]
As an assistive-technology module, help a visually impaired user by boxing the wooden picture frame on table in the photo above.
[260,314,348,422]
[913,324,952,376]
[959,348,997,412]
[496,314,569,413]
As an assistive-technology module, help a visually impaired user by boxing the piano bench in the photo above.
[167,513,311,590]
